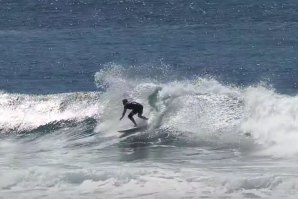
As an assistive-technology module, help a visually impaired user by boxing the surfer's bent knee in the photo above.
[128,113,134,118]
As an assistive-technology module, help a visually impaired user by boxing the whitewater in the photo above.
[1,65,298,198]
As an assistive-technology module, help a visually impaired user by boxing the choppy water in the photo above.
[1,1,298,198]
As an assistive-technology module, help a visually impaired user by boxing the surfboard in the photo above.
[118,125,148,138]
[118,125,147,133]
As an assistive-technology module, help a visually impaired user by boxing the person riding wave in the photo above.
[120,99,148,127]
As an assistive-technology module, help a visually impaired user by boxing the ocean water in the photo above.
[1,0,298,198]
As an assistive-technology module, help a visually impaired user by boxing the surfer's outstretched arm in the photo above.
[120,108,127,120]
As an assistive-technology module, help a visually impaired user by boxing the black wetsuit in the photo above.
[125,102,143,116]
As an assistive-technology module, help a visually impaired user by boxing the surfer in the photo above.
[120,99,148,127]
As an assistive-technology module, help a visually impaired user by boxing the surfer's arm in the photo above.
[120,108,127,120]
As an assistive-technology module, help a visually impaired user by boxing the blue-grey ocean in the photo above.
[1,0,298,198]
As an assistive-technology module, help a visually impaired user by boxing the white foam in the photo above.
[1,163,298,198]
[241,86,298,157]
[93,64,298,157]
[0,92,102,132]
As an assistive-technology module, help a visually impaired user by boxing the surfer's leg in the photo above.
[138,114,148,120]
[128,111,137,127]
[137,106,148,120]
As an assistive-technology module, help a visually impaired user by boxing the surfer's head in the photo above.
[122,99,128,105]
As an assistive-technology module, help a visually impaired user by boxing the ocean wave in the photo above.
[1,64,298,157]
[94,64,298,157]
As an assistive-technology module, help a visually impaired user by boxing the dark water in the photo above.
[1,0,297,94]
[1,1,298,198]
